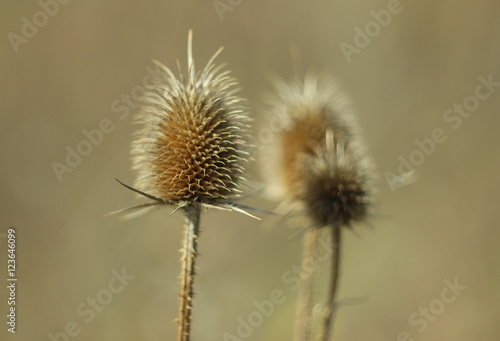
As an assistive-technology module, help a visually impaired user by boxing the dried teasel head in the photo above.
[265,73,373,227]
[129,31,250,211]
[303,131,371,227]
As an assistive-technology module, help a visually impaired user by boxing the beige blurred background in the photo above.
[1,0,499,340]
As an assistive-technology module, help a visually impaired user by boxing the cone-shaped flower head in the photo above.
[131,32,249,207]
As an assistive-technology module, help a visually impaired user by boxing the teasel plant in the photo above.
[263,72,374,341]
[111,31,255,341]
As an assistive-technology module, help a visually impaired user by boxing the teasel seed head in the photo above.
[265,73,373,228]
[130,31,250,209]
[303,131,371,227]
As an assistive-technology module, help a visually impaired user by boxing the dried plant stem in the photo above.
[320,225,341,341]
[177,204,201,341]
[294,226,321,341]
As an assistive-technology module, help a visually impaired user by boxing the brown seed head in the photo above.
[131,32,249,206]
[303,133,371,226]
[266,73,373,227]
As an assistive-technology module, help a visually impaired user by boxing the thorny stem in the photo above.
[294,226,321,341]
[320,225,341,341]
[177,204,201,341]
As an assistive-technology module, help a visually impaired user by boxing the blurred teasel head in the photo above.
[130,31,250,210]
[264,73,373,228]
